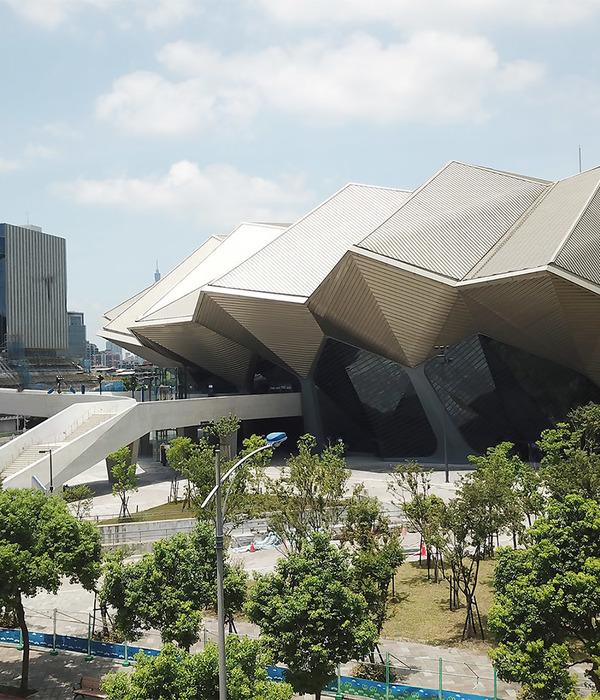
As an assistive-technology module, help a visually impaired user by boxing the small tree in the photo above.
[268,435,349,550]
[102,638,294,700]
[108,446,138,519]
[101,523,247,649]
[342,486,405,658]
[539,403,600,502]
[490,494,600,698]
[388,462,445,580]
[0,489,101,693]
[61,483,94,520]
[247,533,377,699]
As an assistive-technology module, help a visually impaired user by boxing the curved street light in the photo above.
[201,431,287,700]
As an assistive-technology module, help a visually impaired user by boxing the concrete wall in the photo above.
[99,518,197,548]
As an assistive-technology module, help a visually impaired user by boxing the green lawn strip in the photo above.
[382,559,496,653]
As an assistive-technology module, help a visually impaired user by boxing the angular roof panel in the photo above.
[139,222,288,320]
[212,184,411,297]
[358,161,550,280]
[469,167,600,279]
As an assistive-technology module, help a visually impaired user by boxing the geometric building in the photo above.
[0,223,68,354]
[101,162,600,463]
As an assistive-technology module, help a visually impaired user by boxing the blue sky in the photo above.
[1,0,600,346]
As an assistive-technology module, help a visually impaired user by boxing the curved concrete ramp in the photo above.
[0,389,302,490]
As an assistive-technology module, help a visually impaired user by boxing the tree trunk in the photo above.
[587,660,600,690]
[14,592,29,693]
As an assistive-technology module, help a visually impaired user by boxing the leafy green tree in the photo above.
[101,637,294,700]
[268,434,349,550]
[108,445,138,519]
[342,486,405,641]
[247,533,377,699]
[490,494,600,698]
[61,483,94,520]
[388,462,445,580]
[101,523,248,650]
[538,403,600,502]
[467,442,543,545]
[0,489,101,692]
[167,432,274,524]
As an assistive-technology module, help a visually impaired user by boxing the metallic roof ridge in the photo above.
[548,171,600,265]
[450,159,552,186]
[203,284,308,304]
[355,161,458,249]
[107,235,227,328]
[137,224,285,321]
[349,246,458,286]
[463,181,555,279]
[209,183,410,292]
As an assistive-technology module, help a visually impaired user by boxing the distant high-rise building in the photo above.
[0,223,68,354]
[154,260,161,283]
[106,341,122,358]
[67,312,86,361]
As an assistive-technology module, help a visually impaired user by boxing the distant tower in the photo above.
[154,260,161,283]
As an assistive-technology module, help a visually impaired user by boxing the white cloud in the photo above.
[250,0,600,29]
[0,0,200,30]
[0,157,21,173]
[39,122,82,139]
[96,71,218,135]
[96,33,544,134]
[51,161,313,228]
[24,144,61,160]
[1,0,113,29]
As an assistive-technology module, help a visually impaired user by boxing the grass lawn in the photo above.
[100,501,196,524]
[382,558,497,653]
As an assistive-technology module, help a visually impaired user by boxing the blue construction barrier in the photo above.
[0,628,159,661]
[0,628,496,699]
[322,673,498,699]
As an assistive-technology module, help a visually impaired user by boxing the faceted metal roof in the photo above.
[358,161,550,280]
[102,161,600,389]
[212,183,411,297]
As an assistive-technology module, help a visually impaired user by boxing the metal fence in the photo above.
[0,606,519,700]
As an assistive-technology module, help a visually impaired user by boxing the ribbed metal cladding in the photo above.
[136,322,252,389]
[460,272,581,370]
[554,184,600,286]
[213,184,411,297]
[198,294,283,367]
[206,293,323,378]
[358,162,549,280]
[469,167,600,279]
[549,274,600,384]
[309,253,407,365]
[352,254,468,366]
[4,224,68,350]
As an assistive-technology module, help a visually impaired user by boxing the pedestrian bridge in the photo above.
[0,388,302,490]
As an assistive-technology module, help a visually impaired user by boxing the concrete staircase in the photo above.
[0,413,112,482]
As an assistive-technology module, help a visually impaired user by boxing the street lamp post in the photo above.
[434,345,451,484]
[39,448,53,494]
[201,431,287,700]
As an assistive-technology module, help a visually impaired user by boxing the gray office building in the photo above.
[0,223,68,354]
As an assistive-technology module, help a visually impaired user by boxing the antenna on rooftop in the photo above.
[579,145,582,173]
[154,260,161,283]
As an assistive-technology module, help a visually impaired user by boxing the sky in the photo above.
[1,0,600,347]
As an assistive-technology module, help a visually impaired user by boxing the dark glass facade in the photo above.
[424,335,600,457]
[309,335,600,460]
[314,339,437,457]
